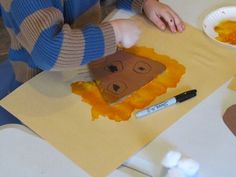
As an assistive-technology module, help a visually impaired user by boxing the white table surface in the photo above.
[1,1,236,177]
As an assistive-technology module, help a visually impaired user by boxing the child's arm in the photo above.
[6,1,139,71]
[117,0,185,32]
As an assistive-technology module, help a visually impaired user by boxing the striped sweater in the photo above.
[0,0,144,84]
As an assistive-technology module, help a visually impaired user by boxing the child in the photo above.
[0,0,184,125]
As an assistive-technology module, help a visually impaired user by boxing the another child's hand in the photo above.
[110,19,140,48]
[143,0,185,32]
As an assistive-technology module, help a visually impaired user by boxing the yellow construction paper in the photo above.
[228,75,236,91]
[1,15,236,177]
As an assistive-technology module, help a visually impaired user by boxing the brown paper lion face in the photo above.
[88,50,166,103]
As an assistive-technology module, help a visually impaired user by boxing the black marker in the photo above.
[136,89,197,118]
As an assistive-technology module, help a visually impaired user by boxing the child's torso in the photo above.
[0,0,101,83]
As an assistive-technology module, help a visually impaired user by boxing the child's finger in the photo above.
[149,12,166,31]
[160,11,177,33]
[168,10,185,32]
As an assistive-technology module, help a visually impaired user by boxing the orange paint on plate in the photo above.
[71,46,185,121]
[214,20,236,45]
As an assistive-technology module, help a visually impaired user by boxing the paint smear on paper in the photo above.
[71,46,185,121]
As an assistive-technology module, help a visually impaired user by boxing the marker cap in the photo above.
[175,89,197,103]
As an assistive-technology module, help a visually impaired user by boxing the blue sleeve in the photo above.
[7,0,116,70]
[116,0,144,13]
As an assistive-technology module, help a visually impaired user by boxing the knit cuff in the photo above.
[100,22,117,56]
[132,0,145,14]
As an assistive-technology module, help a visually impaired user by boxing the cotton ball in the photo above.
[177,158,200,176]
[165,167,186,177]
[161,151,182,168]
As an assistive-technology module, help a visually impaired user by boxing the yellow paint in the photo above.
[71,46,185,121]
[214,20,236,45]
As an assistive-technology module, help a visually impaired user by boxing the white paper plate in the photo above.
[202,6,236,48]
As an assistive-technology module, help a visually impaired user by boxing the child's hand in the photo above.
[110,19,140,48]
[143,0,185,33]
